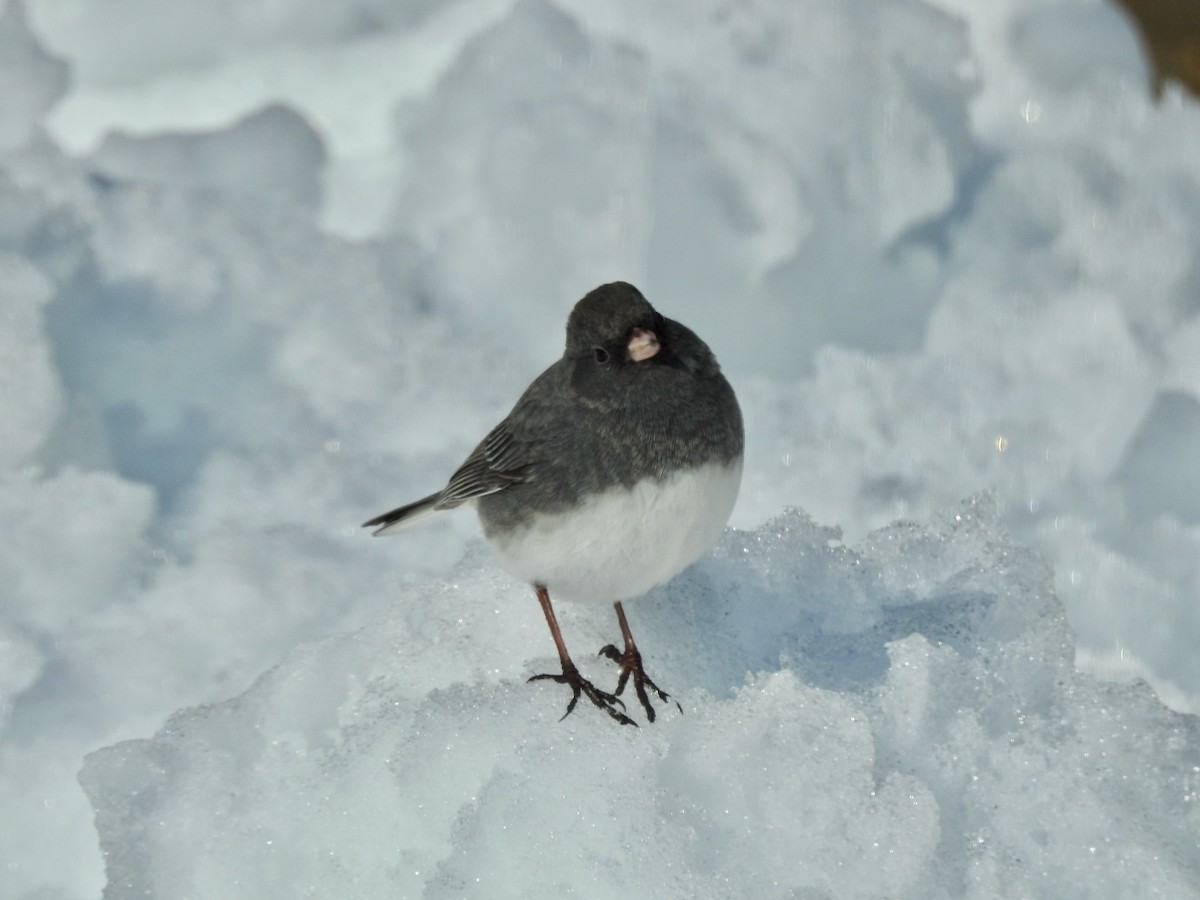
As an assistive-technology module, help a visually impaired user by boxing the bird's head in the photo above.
[563,281,718,404]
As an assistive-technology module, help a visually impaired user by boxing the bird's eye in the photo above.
[593,347,611,364]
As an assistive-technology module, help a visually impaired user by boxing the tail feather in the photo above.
[363,492,443,535]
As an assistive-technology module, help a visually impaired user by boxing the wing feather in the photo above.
[434,419,534,509]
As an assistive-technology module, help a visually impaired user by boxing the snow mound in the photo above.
[0,0,68,151]
[90,104,327,215]
[80,497,1200,898]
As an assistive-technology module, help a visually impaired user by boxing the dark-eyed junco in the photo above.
[364,282,743,725]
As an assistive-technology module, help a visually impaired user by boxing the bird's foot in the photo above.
[598,643,682,723]
[528,660,637,726]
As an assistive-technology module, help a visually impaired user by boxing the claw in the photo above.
[599,644,679,723]
[529,661,636,726]
[599,604,682,723]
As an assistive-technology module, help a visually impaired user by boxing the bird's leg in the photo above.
[599,601,682,723]
[527,585,636,726]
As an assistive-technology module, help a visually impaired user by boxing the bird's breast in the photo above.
[483,458,742,603]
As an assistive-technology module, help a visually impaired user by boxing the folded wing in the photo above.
[363,419,535,535]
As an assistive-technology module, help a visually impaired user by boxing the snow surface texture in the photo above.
[0,0,1198,896]
[78,499,1200,898]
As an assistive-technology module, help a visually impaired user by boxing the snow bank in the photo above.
[80,497,1200,898]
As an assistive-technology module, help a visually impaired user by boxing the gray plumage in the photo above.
[363,281,743,537]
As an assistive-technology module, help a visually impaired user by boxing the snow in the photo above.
[76,500,1200,898]
[0,0,1197,896]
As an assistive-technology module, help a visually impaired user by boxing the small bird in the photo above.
[364,282,743,725]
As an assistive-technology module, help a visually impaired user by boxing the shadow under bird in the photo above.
[364,282,744,725]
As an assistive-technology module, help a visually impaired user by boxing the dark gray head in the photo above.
[564,282,719,380]
[565,282,658,357]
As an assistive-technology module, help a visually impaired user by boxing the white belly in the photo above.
[485,459,742,602]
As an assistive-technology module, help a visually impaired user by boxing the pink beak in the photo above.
[627,328,660,362]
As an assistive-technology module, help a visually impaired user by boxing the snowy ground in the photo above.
[1,0,1199,897]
